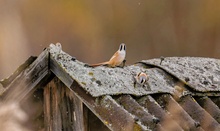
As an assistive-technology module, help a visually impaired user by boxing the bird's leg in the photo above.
[134,81,137,88]
[122,59,126,67]
[117,59,126,68]
[133,76,137,88]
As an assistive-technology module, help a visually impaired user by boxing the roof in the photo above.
[1,43,220,130]
[141,57,220,93]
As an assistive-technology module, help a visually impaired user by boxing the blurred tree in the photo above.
[0,0,220,79]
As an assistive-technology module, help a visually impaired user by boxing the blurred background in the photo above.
[1,0,220,79]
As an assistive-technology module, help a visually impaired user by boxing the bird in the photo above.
[134,72,149,87]
[89,43,126,67]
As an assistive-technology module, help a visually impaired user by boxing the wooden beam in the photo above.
[1,50,52,102]
[44,78,62,131]
[179,95,220,131]
[50,56,73,88]
[116,95,163,130]
[44,82,52,131]
[0,56,37,87]
[195,96,220,123]
[137,95,183,131]
[154,94,203,130]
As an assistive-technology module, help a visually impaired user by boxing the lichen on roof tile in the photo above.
[49,44,175,97]
[141,57,220,93]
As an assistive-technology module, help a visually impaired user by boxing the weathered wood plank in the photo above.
[116,95,163,130]
[44,78,62,131]
[44,84,51,131]
[62,83,85,131]
[1,50,51,102]
[83,105,89,131]
[86,108,110,131]
[0,56,37,87]
[195,96,220,123]
[52,81,62,131]
[71,92,84,131]
[137,95,183,131]
[50,56,73,88]
[44,77,85,131]
[179,95,220,131]
[154,94,204,131]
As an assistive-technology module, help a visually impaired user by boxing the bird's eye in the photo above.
[140,79,144,84]
[119,45,123,51]
[124,45,126,50]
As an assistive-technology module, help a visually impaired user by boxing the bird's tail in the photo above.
[89,61,109,67]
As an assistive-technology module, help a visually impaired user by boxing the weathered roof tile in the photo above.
[49,47,175,97]
[141,57,220,93]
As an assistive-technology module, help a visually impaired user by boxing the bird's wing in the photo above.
[109,51,119,61]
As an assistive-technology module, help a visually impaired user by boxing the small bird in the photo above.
[134,72,149,87]
[89,43,126,67]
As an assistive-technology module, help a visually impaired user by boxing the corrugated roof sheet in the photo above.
[49,46,175,97]
[141,57,220,93]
